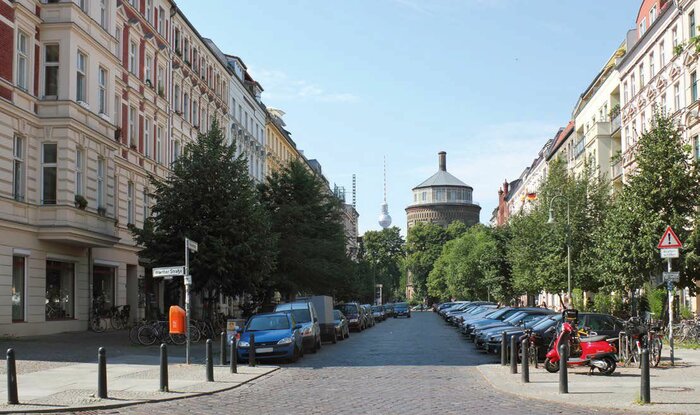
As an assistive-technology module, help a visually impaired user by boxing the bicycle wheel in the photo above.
[137,325,157,346]
[129,325,141,345]
[189,325,202,343]
[90,316,107,333]
[650,337,662,367]
[169,333,187,345]
[110,315,125,330]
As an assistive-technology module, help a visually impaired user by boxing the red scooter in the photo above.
[544,310,618,376]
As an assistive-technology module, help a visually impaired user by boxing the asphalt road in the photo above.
[69,312,633,415]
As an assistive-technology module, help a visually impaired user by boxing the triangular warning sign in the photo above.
[658,226,682,249]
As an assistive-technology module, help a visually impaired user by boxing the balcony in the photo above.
[611,114,621,134]
[611,160,623,180]
[37,205,120,247]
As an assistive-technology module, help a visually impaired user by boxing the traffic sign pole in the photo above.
[668,257,674,366]
[658,226,681,367]
[185,239,190,365]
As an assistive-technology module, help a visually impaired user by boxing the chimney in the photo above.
[438,151,447,171]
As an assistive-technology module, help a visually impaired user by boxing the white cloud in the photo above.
[253,69,359,104]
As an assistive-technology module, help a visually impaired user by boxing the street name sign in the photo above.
[658,226,682,249]
[660,248,680,258]
[184,275,192,286]
[153,266,185,278]
[663,272,680,282]
[186,239,198,252]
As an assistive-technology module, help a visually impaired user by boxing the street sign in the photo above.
[153,266,185,278]
[186,238,198,252]
[660,248,680,258]
[658,226,682,249]
[184,275,192,286]
[663,272,680,282]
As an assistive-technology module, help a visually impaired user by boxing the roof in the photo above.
[413,170,472,190]
[546,121,575,160]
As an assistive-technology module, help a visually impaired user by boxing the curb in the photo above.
[475,365,682,415]
[0,366,280,414]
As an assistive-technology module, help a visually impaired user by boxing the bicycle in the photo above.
[89,301,107,333]
[137,320,185,346]
[109,305,130,330]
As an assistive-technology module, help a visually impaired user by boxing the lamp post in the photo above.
[547,195,571,298]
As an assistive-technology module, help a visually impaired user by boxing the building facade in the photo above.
[265,108,301,174]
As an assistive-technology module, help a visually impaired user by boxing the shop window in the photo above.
[45,260,74,320]
[93,266,115,312]
[12,256,26,322]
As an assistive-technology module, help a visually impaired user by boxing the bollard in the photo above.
[160,343,169,392]
[97,347,107,399]
[500,332,507,366]
[558,343,568,394]
[641,348,651,404]
[230,337,237,373]
[206,339,214,382]
[521,338,530,383]
[220,331,226,366]
[6,349,18,404]
[510,335,518,374]
[248,333,256,367]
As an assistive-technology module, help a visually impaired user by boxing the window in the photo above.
[129,106,136,147]
[158,6,165,35]
[45,260,74,320]
[639,63,645,86]
[42,143,57,205]
[673,26,679,47]
[623,82,628,104]
[144,117,151,157]
[662,93,667,114]
[156,125,163,163]
[13,135,24,202]
[640,18,647,36]
[691,11,696,38]
[695,135,700,160]
[129,41,137,74]
[76,51,86,102]
[16,32,28,90]
[127,181,134,224]
[145,54,152,84]
[100,0,108,30]
[650,5,657,24]
[173,140,181,162]
[693,71,698,102]
[93,266,115,312]
[649,52,655,77]
[98,67,107,114]
[145,0,153,23]
[79,0,88,12]
[631,74,636,96]
[641,112,646,132]
[44,44,59,97]
[97,158,105,209]
[157,65,164,95]
[75,148,84,196]
[675,82,681,110]
[174,84,180,112]
[116,27,122,63]
[193,100,199,126]
[184,93,189,121]
[660,41,666,67]
[143,188,150,221]
[12,256,26,322]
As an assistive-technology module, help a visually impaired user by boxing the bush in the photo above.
[644,283,666,319]
[681,305,695,320]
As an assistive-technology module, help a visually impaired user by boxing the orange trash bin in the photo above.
[169,305,186,334]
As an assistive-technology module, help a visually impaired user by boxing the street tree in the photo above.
[259,159,351,299]
[130,121,276,313]
[361,227,405,302]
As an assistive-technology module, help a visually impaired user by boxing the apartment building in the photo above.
[266,108,302,174]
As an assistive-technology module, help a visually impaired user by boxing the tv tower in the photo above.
[378,156,392,229]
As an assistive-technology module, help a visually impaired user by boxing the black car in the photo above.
[335,303,364,331]
[333,309,350,340]
[393,302,411,318]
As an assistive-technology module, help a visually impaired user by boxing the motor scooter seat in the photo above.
[580,335,607,342]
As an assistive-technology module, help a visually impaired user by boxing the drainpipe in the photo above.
[88,247,93,324]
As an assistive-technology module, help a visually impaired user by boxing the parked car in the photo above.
[371,305,386,322]
[474,311,555,349]
[236,312,303,363]
[463,307,523,337]
[384,303,395,317]
[332,309,350,340]
[411,304,429,311]
[452,305,498,327]
[274,301,322,353]
[470,308,554,343]
[394,302,411,318]
[297,295,336,343]
[362,304,375,327]
[336,302,364,331]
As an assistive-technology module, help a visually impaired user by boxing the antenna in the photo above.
[383,156,387,203]
[352,174,357,208]
[378,156,392,229]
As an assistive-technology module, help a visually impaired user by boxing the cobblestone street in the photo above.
[68,313,635,415]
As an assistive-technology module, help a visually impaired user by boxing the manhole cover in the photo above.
[651,386,694,392]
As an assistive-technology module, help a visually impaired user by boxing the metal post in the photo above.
[641,348,651,404]
[248,333,256,367]
[567,201,571,297]
[500,332,507,366]
[521,338,529,383]
[160,343,168,392]
[206,339,214,382]
[668,257,674,366]
[97,347,107,399]
[6,349,18,404]
[185,239,190,365]
[220,332,226,366]
[510,335,517,374]
[559,343,568,394]
[230,338,237,373]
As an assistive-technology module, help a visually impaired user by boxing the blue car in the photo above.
[237,312,303,363]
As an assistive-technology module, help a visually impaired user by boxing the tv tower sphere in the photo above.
[379,202,392,228]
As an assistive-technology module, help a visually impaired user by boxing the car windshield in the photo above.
[504,312,527,323]
[395,303,408,310]
[333,310,343,319]
[532,315,560,330]
[247,315,289,331]
[484,308,511,319]
[337,304,358,316]
[372,306,382,312]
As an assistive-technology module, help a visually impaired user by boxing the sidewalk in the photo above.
[0,330,279,413]
[478,347,700,415]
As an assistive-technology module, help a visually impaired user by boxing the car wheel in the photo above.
[345,328,349,339]
[317,337,322,350]
[332,331,338,344]
[290,347,300,363]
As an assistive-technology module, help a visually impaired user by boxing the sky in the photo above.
[178,0,641,237]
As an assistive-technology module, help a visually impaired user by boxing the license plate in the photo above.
[256,347,273,353]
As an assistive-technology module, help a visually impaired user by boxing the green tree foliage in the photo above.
[259,159,351,299]
[361,227,405,302]
[595,112,700,292]
[130,121,276,301]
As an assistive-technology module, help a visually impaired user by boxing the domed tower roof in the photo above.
[413,152,473,190]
